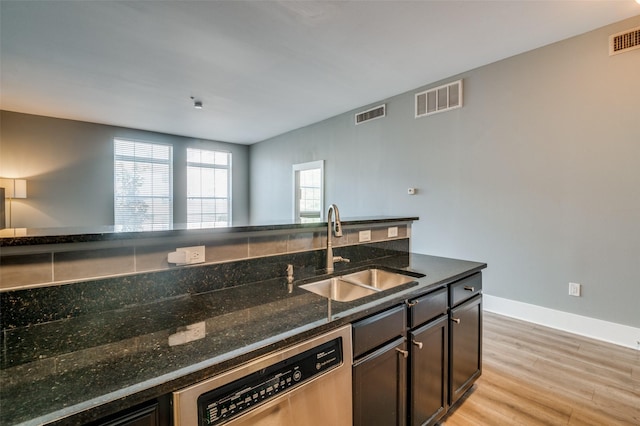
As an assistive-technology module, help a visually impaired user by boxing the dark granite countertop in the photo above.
[0,253,485,425]
[0,216,418,247]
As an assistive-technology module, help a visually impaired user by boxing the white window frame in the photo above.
[186,148,232,227]
[114,138,173,231]
[292,160,324,222]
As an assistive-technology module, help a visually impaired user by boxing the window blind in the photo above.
[186,148,231,227]
[114,139,173,230]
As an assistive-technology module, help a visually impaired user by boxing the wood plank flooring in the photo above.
[441,312,640,425]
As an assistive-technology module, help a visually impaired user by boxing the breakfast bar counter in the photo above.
[0,253,485,425]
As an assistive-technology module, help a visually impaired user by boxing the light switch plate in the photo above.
[388,227,398,238]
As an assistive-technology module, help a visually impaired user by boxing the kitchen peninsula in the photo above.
[0,217,486,425]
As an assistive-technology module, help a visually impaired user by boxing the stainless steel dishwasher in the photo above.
[173,325,352,426]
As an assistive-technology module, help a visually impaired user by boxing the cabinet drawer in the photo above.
[449,273,482,308]
[353,304,406,358]
[408,287,447,328]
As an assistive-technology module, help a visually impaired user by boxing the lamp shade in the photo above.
[13,179,27,199]
[0,178,27,198]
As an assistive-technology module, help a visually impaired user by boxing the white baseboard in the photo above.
[483,294,640,350]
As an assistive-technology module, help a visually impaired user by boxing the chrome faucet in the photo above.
[326,204,349,273]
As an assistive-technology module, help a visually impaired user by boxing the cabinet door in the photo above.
[449,294,482,406]
[353,338,407,426]
[409,315,448,426]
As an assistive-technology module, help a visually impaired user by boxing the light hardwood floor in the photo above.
[441,312,640,425]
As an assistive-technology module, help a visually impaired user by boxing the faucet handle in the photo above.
[333,256,350,264]
[286,264,294,293]
[286,264,294,282]
[334,222,342,237]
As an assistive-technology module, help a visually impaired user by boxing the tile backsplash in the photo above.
[0,224,408,291]
[0,237,411,331]
[0,253,52,287]
[54,247,136,282]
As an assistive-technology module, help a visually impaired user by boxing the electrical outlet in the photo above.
[359,230,371,242]
[388,226,398,238]
[568,282,581,297]
[177,245,205,265]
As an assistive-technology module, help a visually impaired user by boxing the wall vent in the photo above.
[609,26,640,56]
[415,79,463,118]
[355,104,386,125]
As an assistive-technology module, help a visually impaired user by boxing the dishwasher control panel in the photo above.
[197,336,343,425]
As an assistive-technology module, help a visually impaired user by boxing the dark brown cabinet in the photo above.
[352,272,483,426]
[91,402,159,426]
[352,304,408,426]
[353,337,408,426]
[406,286,449,426]
[88,395,173,426]
[449,272,482,407]
[408,314,448,426]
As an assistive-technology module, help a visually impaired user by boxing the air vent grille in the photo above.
[415,79,463,118]
[355,104,386,125]
[609,26,640,55]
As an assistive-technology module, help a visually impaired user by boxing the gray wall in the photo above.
[0,111,250,228]
[250,16,640,327]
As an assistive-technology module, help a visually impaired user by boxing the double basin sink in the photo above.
[300,268,422,302]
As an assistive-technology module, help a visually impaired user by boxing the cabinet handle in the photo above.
[396,348,409,358]
[464,286,475,291]
[451,317,461,324]
[407,300,418,307]
[412,340,423,349]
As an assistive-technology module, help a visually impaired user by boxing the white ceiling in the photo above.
[1,1,638,144]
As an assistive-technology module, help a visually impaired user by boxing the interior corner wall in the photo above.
[249,16,640,328]
[0,111,250,228]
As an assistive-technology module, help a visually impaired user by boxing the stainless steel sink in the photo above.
[299,278,378,302]
[300,269,418,302]
[342,268,416,290]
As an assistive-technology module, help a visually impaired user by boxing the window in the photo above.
[293,160,324,222]
[114,139,173,231]
[187,148,231,227]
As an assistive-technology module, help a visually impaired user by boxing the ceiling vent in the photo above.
[609,26,640,56]
[355,104,386,125]
[415,79,463,118]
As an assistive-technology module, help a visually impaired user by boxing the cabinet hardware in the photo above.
[396,348,409,358]
[451,317,461,324]
[464,286,475,291]
[407,300,418,307]
[412,340,423,349]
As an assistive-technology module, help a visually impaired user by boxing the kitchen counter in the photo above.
[0,253,485,425]
[0,216,418,248]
